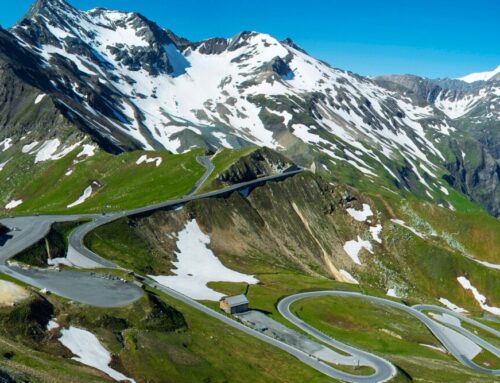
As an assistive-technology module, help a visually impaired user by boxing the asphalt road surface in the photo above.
[0,265,142,307]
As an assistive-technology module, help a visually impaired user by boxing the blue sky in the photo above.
[2,0,499,78]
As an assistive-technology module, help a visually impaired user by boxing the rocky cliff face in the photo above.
[216,147,296,185]
[444,138,500,217]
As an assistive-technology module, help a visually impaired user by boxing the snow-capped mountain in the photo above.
[458,65,500,83]
[0,0,499,216]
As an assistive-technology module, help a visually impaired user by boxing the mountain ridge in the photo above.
[0,0,498,216]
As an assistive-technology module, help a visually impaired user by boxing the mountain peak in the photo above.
[23,0,77,20]
[458,65,500,83]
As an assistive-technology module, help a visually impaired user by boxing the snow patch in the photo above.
[22,142,39,153]
[150,219,258,300]
[457,276,500,316]
[47,319,59,331]
[346,204,373,222]
[77,144,96,158]
[419,343,446,353]
[67,184,94,208]
[34,139,60,163]
[438,298,468,314]
[59,326,135,382]
[369,224,383,243]
[386,288,399,298]
[0,159,10,171]
[34,94,46,104]
[343,237,372,265]
[136,154,162,167]
[0,138,12,151]
[339,269,359,284]
[5,200,23,209]
[439,186,449,195]
[391,219,425,238]
[34,139,81,163]
[474,260,500,270]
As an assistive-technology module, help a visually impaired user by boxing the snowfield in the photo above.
[59,326,135,382]
[150,219,258,300]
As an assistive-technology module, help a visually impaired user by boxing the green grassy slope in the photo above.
[0,147,257,216]
[0,148,205,215]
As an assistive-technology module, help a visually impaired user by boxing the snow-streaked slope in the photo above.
[434,85,500,119]
[458,65,500,83]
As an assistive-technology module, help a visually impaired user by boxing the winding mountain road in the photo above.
[0,157,498,382]
[0,158,303,304]
[278,291,500,379]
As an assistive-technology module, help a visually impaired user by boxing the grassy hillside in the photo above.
[0,279,343,383]
[0,146,256,216]
[0,147,205,215]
